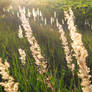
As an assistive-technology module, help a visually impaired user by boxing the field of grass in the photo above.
[0,8,92,92]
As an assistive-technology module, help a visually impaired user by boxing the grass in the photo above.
[0,13,92,92]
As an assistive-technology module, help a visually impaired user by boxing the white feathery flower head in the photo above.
[57,23,75,74]
[51,17,53,25]
[32,8,35,16]
[18,6,54,91]
[40,11,42,17]
[18,6,47,72]
[56,18,59,27]
[64,8,92,92]
[32,8,37,21]
[37,8,40,16]
[0,58,19,92]
[18,48,26,65]
[18,25,23,38]
[51,17,54,25]
[44,18,47,25]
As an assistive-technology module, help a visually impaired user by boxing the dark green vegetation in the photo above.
[0,1,92,92]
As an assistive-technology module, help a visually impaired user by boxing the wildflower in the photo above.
[64,8,92,92]
[0,58,19,92]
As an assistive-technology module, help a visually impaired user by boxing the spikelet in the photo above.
[57,22,75,74]
[0,58,19,92]
[18,6,54,92]
[18,48,26,65]
[32,8,36,21]
[64,8,92,92]
[18,25,24,38]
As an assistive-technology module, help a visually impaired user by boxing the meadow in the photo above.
[0,2,92,92]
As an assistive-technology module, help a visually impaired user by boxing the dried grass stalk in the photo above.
[0,58,19,92]
[64,8,92,92]
[57,23,75,74]
[18,6,54,92]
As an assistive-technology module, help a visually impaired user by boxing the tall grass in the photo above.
[0,8,92,92]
